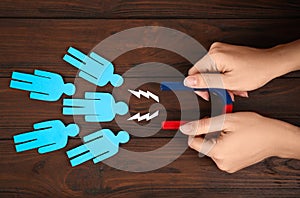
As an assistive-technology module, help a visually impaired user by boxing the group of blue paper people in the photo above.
[10,47,130,167]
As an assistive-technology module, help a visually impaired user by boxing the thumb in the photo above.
[183,73,229,89]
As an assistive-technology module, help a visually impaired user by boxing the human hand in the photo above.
[184,41,300,101]
[180,112,300,173]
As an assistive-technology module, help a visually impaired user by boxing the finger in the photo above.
[231,91,248,98]
[180,114,231,136]
[188,54,218,75]
[188,136,215,157]
[183,73,228,89]
[188,136,204,151]
[194,90,210,101]
[227,90,249,102]
[227,90,235,102]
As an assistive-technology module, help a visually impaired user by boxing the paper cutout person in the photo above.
[10,70,76,101]
[63,47,123,87]
[66,129,130,167]
[13,120,79,154]
[63,92,128,122]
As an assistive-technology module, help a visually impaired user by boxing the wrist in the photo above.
[275,123,300,159]
[268,41,300,78]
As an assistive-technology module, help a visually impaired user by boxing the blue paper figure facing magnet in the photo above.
[10,70,76,101]
[66,129,130,167]
[63,47,123,87]
[13,120,79,154]
[63,92,128,122]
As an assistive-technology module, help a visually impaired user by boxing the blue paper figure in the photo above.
[66,129,130,167]
[63,47,123,87]
[10,70,76,101]
[13,120,79,154]
[63,92,128,122]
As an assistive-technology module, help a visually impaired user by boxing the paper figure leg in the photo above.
[12,72,34,82]
[63,99,90,106]
[67,47,87,61]
[63,99,94,115]
[66,144,89,158]
[79,71,98,85]
[38,144,59,154]
[30,92,50,101]
[15,140,40,152]
[63,54,83,69]
[92,151,111,164]
[13,131,37,143]
[69,151,94,167]
[10,80,33,91]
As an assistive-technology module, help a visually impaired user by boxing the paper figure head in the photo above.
[114,101,128,115]
[66,124,80,137]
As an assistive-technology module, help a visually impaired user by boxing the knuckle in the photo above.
[211,151,234,173]
[210,42,223,50]
[187,137,195,148]
[216,161,233,173]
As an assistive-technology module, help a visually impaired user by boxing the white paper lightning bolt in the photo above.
[128,110,159,121]
[128,89,159,102]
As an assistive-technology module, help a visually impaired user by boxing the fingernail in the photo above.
[242,92,249,98]
[183,76,197,87]
[180,122,195,134]
[202,94,209,101]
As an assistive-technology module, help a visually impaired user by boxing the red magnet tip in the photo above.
[161,121,187,130]
[225,104,233,113]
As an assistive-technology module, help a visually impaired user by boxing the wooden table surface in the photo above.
[0,0,300,197]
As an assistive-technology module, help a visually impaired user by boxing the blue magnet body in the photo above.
[160,81,233,105]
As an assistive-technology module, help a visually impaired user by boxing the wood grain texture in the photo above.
[0,19,300,78]
[1,1,300,197]
[0,0,299,19]
[0,139,300,197]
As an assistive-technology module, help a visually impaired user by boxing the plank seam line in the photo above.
[0,17,300,20]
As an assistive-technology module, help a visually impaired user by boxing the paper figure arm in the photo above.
[38,143,61,154]
[30,92,53,101]
[85,115,108,122]
[89,52,112,66]
[83,131,103,143]
[34,70,56,79]
[33,121,54,130]
[92,151,112,164]
[78,71,99,85]
[66,144,88,158]
[84,92,108,100]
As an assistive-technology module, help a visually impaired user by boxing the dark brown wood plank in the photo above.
[0,0,300,19]
[1,77,299,139]
[234,78,300,121]
[0,139,299,197]
[0,19,300,78]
